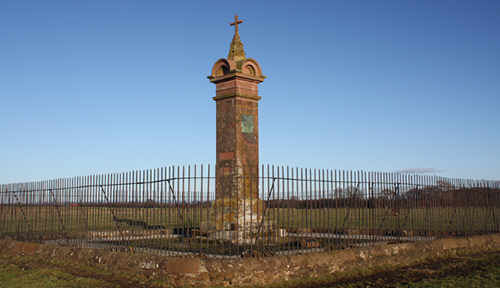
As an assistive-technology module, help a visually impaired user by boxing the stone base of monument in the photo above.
[201,220,284,244]
[203,197,288,244]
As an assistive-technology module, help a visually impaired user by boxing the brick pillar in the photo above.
[213,74,261,200]
[208,29,266,230]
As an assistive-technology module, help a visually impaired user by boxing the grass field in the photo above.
[2,206,498,236]
[0,254,158,288]
[2,205,498,258]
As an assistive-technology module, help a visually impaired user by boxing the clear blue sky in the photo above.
[1,1,499,183]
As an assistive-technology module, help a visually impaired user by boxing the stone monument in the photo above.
[207,16,267,240]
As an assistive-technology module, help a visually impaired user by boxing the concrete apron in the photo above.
[1,234,500,287]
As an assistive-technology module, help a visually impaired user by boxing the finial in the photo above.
[228,15,246,61]
[230,15,243,35]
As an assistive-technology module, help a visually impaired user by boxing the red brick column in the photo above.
[208,58,265,230]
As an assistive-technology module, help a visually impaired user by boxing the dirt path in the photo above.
[2,250,500,287]
[294,250,500,287]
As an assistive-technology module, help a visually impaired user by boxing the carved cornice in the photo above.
[212,92,261,101]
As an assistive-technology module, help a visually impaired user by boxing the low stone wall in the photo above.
[2,234,500,287]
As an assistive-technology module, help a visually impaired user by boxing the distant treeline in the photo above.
[3,187,499,209]
[267,186,500,209]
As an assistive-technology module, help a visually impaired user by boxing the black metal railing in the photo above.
[1,165,499,258]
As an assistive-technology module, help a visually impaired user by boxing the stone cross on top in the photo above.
[227,15,246,61]
[230,15,243,34]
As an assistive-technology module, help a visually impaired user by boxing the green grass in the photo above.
[3,206,498,258]
[0,255,119,288]
[2,206,499,239]
[0,254,172,288]
[265,207,499,232]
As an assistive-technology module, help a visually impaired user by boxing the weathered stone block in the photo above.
[211,197,265,230]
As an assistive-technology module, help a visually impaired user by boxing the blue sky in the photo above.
[1,0,499,183]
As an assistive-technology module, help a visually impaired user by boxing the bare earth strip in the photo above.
[278,249,500,288]
[2,249,500,287]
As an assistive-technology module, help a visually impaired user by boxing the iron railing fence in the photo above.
[1,165,499,258]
